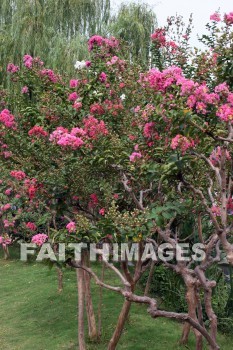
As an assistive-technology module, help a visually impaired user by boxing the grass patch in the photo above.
[0,245,232,349]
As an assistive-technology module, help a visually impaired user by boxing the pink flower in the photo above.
[224,12,233,25]
[68,92,78,101]
[227,93,233,106]
[66,221,76,233]
[70,79,79,88]
[3,219,15,228]
[171,135,195,154]
[99,72,107,83]
[88,35,105,50]
[10,170,26,180]
[5,188,12,196]
[23,55,33,68]
[129,152,142,162]
[85,61,91,67]
[7,63,20,73]
[216,104,233,122]
[143,122,155,138]
[28,125,48,138]
[88,35,119,51]
[26,222,37,231]
[21,86,29,94]
[151,28,166,46]
[209,146,231,166]
[214,82,229,94]
[0,109,16,129]
[99,208,105,216]
[73,101,82,111]
[89,193,98,207]
[210,12,221,22]
[83,116,108,139]
[31,233,48,246]
[2,203,11,211]
[40,69,58,83]
[0,236,12,246]
[196,102,207,115]
[113,194,119,200]
[90,103,105,116]
[211,205,221,216]
[56,133,84,149]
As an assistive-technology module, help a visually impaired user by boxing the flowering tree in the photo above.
[0,10,233,350]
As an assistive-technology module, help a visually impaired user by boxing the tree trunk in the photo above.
[56,267,63,293]
[84,269,98,341]
[3,245,10,260]
[186,285,203,350]
[76,266,86,350]
[144,261,155,296]
[98,262,105,340]
[83,251,97,341]
[180,322,191,345]
[204,285,218,349]
[107,299,132,350]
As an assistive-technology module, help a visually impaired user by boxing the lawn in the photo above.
[0,246,232,350]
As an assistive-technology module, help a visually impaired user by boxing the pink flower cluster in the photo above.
[28,125,48,138]
[1,203,11,212]
[5,188,12,196]
[211,205,221,217]
[66,221,76,233]
[216,104,233,122]
[88,35,119,51]
[68,92,79,101]
[0,236,12,247]
[224,12,233,25]
[83,116,108,139]
[129,152,142,162]
[151,28,166,46]
[40,69,58,83]
[21,86,29,94]
[99,72,107,82]
[49,127,84,150]
[23,55,33,68]
[31,233,48,246]
[26,222,37,231]
[210,12,221,22]
[99,208,105,216]
[141,66,183,93]
[89,193,99,208]
[90,103,105,116]
[7,63,20,73]
[24,178,38,200]
[0,109,16,129]
[10,170,26,180]
[171,135,195,154]
[209,146,231,166]
[70,79,79,88]
[143,122,155,138]
[151,28,178,50]
[3,219,15,228]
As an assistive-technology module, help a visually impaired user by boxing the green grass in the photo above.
[0,246,232,349]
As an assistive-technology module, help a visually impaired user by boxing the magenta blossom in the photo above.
[66,221,76,233]
[21,86,29,94]
[7,63,20,73]
[210,12,221,22]
[129,152,142,162]
[31,233,48,246]
[224,12,233,25]
[70,79,79,88]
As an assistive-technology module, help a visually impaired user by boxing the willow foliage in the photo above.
[0,1,157,86]
[109,3,157,66]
